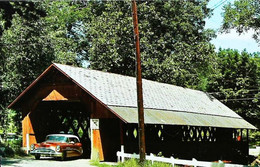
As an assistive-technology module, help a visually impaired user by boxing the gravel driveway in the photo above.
[1,157,97,167]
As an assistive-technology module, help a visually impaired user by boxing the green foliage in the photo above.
[86,1,216,89]
[0,1,87,133]
[0,106,7,134]
[91,158,171,167]
[0,107,19,137]
[91,160,115,167]
[117,159,141,167]
[0,0,89,105]
[208,49,260,128]
[249,130,260,146]
[0,0,219,136]
[117,159,171,167]
[0,137,25,157]
[222,0,260,44]
[0,1,46,36]
[0,1,259,147]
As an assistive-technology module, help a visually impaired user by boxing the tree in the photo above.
[0,1,89,134]
[85,1,216,89]
[208,49,260,128]
[221,0,260,45]
[0,1,91,103]
[0,1,46,36]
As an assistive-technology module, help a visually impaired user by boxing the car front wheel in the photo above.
[35,154,41,160]
[61,151,67,161]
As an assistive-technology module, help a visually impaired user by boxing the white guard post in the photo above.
[26,133,30,154]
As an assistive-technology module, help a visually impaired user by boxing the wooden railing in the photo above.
[117,146,245,167]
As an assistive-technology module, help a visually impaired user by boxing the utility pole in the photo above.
[131,0,146,163]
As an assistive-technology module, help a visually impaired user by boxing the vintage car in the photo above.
[30,134,83,160]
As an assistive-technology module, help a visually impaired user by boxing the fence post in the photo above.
[117,153,120,163]
[121,145,125,162]
[116,151,245,167]
[192,158,197,167]
[218,160,225,166]
[117,150,121,163]
[170,156,175,166]
[150,153,154,164]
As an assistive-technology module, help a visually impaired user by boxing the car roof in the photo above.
[47,134,80,140]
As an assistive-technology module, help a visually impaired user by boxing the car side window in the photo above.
[68,138,73,143]
[67,137,80,143]
[73,137,79,143]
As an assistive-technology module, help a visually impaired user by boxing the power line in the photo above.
[213,0,229,9]
[220,97,260,102]
[210,0,225,8]
[210,0,230,10]
[209,89,260,95]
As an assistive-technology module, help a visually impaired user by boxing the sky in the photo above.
[205,0,259,53]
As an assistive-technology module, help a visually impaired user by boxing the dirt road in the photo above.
[1,157,96,167]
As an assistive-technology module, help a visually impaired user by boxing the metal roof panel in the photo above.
[108,106,256,129]
[54,64,241,117]
[49,63,256,129]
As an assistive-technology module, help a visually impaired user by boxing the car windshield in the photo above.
[46,135,67,142]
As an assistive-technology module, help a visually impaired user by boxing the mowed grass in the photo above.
[91,159,172,167]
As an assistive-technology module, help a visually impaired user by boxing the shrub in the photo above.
[249,130,260,147]
[3,146,15,157]
[0,137,26,157]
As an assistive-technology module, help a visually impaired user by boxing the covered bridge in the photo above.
[9,63,256,163]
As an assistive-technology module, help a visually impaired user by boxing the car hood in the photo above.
[38,141,63,147]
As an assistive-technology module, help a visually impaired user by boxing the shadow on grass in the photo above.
[33,156,86,162]
[1,158,23,166]
[1,155,34,166]
[0,156,88,166]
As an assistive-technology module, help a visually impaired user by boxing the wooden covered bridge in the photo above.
[8,63,256,163]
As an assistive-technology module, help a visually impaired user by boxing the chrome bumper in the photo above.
[30,149,62,157]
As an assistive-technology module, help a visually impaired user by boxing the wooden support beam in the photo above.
[20,84,84,117]
[92,129,104,161]
[131,0,146,162]
[120,121,124,146]
[90,119,104,161]
[22,114,37,150]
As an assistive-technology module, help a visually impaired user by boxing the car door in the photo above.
[73,137,83,156]
[67,137,82,157]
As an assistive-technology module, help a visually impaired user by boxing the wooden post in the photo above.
[22,114,36,153]
[120,121,124,149]
[131,0,146,163]
[90,119,104,161]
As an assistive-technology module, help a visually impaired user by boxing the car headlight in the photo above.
[30,144,35,151]
[56,145,61,152]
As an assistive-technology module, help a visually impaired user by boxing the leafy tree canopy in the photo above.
[86,1,216,89]
[208,49,260,128]
[0,1,46,36]
[221,0,260,45]
[0,1,88,134]
[0,1,90,103]
[0,1,259,136]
